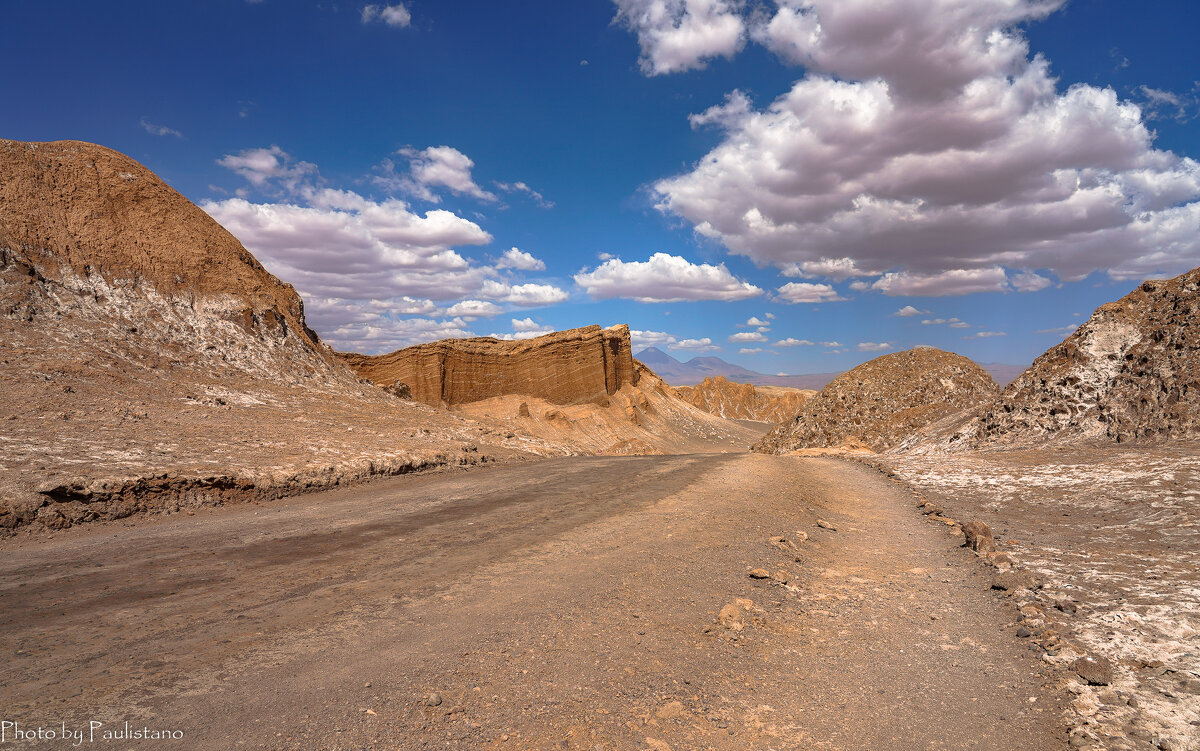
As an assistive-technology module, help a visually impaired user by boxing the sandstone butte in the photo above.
[919,266,1200,450]
[752,347,1000,455]
[338,324,639,408]
[674,376,815,423]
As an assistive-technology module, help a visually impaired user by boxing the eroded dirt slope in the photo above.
[675,375,815,423]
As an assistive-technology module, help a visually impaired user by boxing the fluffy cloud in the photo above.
[650,0,1200,294]
[892,305,929,317]
[445,300,504,319]
[376,146,497,203]
[869,268,1010,297]
[921,317,962,325]
[774,282,845,304]
[217,146,317,193]
[738,347,767,354]
[489,317,557,340]
[479,280,569,306]
[631,329,678,348]
[574,253,762,302]
[361,3,412,27]
[857,341,894,352]
[206,146,566,351]
[495,247,546,271]
[613,0,745,75]
[741,316,770,326]
[965,330,1007,338]
[671,337,720,351]
[773,337,814,347]
[728,331,767,343]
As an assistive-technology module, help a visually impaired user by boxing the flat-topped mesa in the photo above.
[0,139,322,354]
[339,324,639,407]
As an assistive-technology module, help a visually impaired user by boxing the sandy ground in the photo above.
[0,454,1066,750]
[881,445,1200,751]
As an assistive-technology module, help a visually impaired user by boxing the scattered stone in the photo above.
[1054,599,1078,615]
[768,536,797,553]
[1016,626,1032,638]
[992,570,1045,592]
[655,701,685,720]
[919,502,944,516]
[748,568,771,579]
[793,531,808,543]
[771,570,791,584]
[962,520,997,553]
[424,693,443,707]
[987,551,1016,570]
[717,604,744,631]
[644,738,672,751]
[816,519,837,531]
[1071,655,1115,686]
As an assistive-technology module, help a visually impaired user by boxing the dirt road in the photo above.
[0,454,1066,749]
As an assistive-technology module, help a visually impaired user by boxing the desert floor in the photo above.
[1,454,1066,750]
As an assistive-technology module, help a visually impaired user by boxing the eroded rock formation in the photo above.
[674,376,814,423]
[339,325,639,407]
[0,139,322,359]
[946,268,1200,447]
[753,348,999,454]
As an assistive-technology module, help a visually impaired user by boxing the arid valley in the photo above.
[4,2,1200,750]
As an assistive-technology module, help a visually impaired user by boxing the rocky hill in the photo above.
[340,325,637,407]
[0,139,322,364]
[753,348,1000,454]
[936,268,1200,448]
[674,376,814,423]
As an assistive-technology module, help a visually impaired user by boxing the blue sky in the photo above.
[3,0,1198,373]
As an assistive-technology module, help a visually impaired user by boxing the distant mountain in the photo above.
[979,363,1027,387]
[635,347,841,390]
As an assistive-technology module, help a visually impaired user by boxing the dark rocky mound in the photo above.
[753,348,999,454]
[956,268,1200,447]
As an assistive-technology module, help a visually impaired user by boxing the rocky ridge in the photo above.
[753,348,1000,455]
[924,268,1200,450]
[674,376,815,423]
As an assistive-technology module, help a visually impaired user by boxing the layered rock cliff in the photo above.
[934,268,1200,449]
[675,376,815,423]
[753,348,999,454]
[339,325,639,407]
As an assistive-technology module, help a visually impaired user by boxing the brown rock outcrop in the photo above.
[339,325,639,407]
[947,268,1200,447]
[753,348,999,454]
[0,139,321,354]
[675,376,815,423]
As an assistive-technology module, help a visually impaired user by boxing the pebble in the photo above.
[748,568,771,579]
[424,693,443,707]
[816,520,837,531]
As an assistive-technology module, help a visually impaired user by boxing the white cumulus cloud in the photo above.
[375,146,497,203]
[574,253,763,302]
[650,0,1200,294]
[857,341,894,352]
[495,247,546,271]
[728,331,767,343]
[775,282,845,304]
[773,337,814,347]
[613,0,746,75]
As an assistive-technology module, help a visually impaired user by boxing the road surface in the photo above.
[0,454,1066,749]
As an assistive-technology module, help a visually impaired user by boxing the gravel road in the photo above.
[0,454,1066,749]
